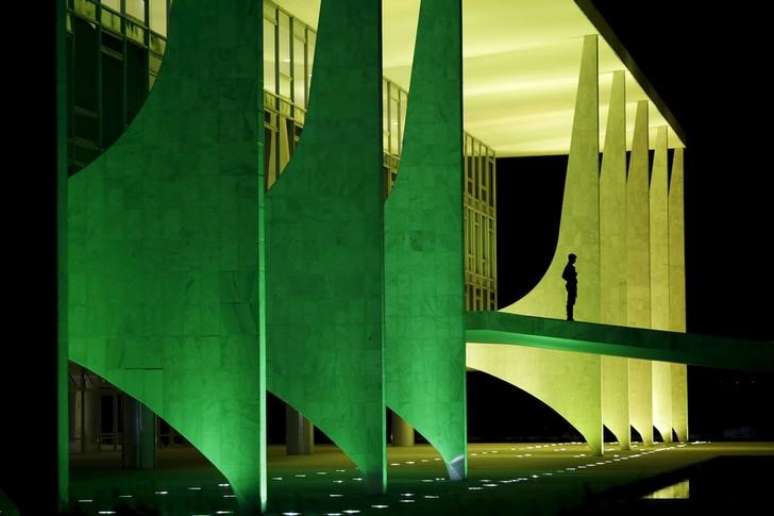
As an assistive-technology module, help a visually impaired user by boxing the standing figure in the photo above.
[562,253,577,321]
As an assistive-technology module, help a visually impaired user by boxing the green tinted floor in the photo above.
[65,442,774,515]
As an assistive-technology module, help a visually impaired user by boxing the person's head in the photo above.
[568,253,577,264]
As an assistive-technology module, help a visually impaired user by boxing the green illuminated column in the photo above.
[467,344,602,455]
[68,1,266,511]
[385,0,466,479]
[599,70,630,449]
[650,126,672,442]
[267,0,386,494]
[626,101,650,329]
[502,34,600,322]
[669,148,689,441]
[628,359,653,446]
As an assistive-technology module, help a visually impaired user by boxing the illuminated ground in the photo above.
[63,442,774,515]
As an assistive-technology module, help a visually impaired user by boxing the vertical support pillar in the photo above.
[600,70,629,449]
[121,397,157,469]
[384,0,465,479]
[669,147,689,441]
[80,371,100,453]
[652,361,673,443]
[626,100,650,328]
[390,412,415,447]
[650,126,669,330]
[650,126,672,442]
[285,406,314,455]
[628,359,653,446]
[267,0,386,494]
[626,100,652,446]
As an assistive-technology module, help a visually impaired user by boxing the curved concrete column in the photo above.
[467,344,602,455]
[385,0,467,480]
[267,0,386,494]
[68,1,267,510]
[502,34,600,323]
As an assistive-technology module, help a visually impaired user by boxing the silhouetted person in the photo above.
[562,253,577,321]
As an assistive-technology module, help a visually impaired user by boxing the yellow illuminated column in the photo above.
[600,70,630,448]
[652,360,673,443]
[650,126,672,442]
[602,356,630,448]
[650,126,669,330]
[491,34,603,455]
[625,100,652,446]
[626,100,650,328]
[628,359,653,446]
[669,148,689,441]
[502,34,600,322]
[391,412,414,447]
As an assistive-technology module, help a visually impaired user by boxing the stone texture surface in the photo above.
[266,0,387,494]
[502,34,600,323]
[384,0,466,480]
[68,1,266,510]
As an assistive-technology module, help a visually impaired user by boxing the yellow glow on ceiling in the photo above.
[275,0,684,157]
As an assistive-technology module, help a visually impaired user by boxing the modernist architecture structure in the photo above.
[4,0,771,514]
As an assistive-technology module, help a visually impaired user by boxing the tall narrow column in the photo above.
[650,126,672,442]
[81,371,100,453]
[122,397,157,470]
[600,71,630,450]
[626,101,650,328]
[285,406,314,455]
[650,126,670,330]
[626,101,652,445]
[390,412,415,447]
[629,359,653,446]
[669,148,689,442]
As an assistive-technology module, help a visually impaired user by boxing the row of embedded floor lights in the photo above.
[75,441,708,515]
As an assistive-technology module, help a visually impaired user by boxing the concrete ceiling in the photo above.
[276,0,684,157]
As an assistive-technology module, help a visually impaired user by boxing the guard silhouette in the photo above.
[562,253,577,321]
